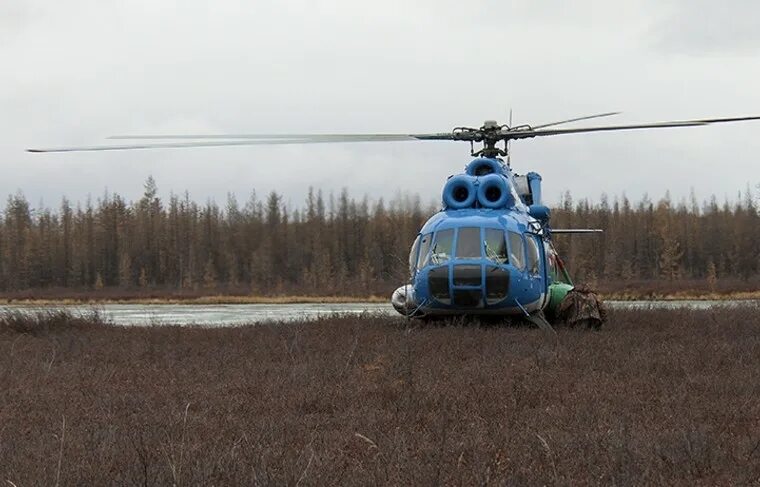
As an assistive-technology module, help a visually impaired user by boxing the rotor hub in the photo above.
[450,121,512,158]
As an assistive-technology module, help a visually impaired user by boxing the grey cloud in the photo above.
[1,0,759,210]
[652,0,760,55]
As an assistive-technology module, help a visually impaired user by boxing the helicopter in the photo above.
[28,113,760,330]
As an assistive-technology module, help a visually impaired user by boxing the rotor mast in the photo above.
[452,120,509,159]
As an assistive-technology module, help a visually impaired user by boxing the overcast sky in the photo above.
[2,0,759,210]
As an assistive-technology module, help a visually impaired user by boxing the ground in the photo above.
[0,307,759,485]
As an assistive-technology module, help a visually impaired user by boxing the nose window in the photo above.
[486,267,510,304]
[453,265,481,286]
[427,266,451,304]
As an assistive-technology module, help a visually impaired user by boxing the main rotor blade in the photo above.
[29,114,760,153]
[507,115,760,139]
[108,133,423,140]
[27,134,453,153]
[531,112,621,129]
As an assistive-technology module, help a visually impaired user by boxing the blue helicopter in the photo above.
[28,113,760,328]
[390,154,580,329]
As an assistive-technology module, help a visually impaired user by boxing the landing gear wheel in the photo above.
[557,285,607,329]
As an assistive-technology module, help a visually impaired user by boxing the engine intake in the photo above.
[465,158,503,177]
[477,174,514,208]
[442,175,476,209]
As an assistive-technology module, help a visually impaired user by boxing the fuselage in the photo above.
[391,156,562,318]
[398,208,552,316]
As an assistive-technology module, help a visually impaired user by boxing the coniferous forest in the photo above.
[0,177,758,298]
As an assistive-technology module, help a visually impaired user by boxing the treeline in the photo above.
[0,178,431,295]
[551,189,760,284]
[0,178,758,296]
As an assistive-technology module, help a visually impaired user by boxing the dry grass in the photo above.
[1,307,759,485]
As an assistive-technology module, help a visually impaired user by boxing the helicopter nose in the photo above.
[449,264,511,308]
[451,265,484,307]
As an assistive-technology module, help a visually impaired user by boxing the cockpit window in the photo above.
[424,229,454,266]
[484,229,508,264]
[416,233,432,269]
[526,235,541,275]
[456,227,482,259]
[408,235,420,275]
[508,231,525,271]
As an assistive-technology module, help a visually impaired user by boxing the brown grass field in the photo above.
[1,307,759,485]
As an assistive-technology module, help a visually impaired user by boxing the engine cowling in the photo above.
[465,157,503,177]
[477,174,514,209]
[442,174,477,209]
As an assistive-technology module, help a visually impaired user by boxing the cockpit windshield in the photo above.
[419,227,512,266]
[508,231,525,271]
[418,227,517,267]
[424,229,454,266]
[484,228,508,264]
[456,227,481,259]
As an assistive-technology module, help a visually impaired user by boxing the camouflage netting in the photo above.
[557,285,607,329]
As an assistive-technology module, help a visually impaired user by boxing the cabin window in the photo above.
[526,235,541,275]
[416,233,432,269]
[456,227,482,259]
[425,229,454,265]
[484,228,508,264]
[508,231,525,271]
[547,247,557,281]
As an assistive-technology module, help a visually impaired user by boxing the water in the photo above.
[0,303,393,326]
[1,300,758,326]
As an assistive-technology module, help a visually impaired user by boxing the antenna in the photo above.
[507,108,513,166]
